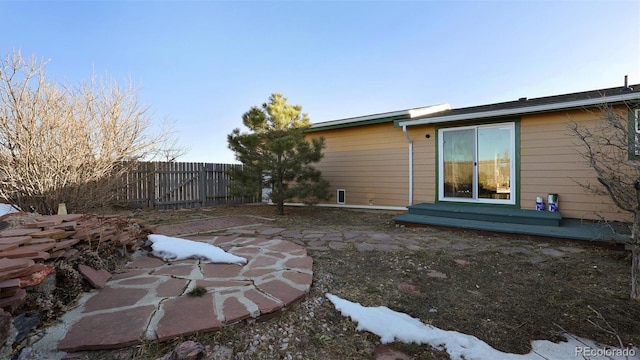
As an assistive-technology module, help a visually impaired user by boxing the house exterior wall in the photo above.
[306,122,410,208]
[409,125,437,204]
[308,106,633,222]
[519,108,631,222]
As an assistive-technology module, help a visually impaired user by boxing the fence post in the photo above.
[149,162,157,209]
[199,163,206,207]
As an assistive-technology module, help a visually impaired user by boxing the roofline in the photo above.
[310,110,410,128]
[308,103,451,131]
[397,92,640,127]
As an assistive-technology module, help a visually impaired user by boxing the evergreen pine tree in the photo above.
[227,93,330,215]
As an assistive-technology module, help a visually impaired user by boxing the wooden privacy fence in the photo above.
[119,162,256,210]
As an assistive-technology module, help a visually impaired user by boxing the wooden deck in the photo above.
[393,203,630,243]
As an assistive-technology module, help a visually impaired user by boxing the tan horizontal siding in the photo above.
[520,108,632,221]
[411,124,437,203]
[320,150,407,161]
[522,154,586,163]
[521,146,582,156]
[310,123,408,152]
[307,124,411,207]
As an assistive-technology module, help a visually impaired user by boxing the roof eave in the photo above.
[397,92,640,127]
[308,103,452,132]
[309,110,411,131]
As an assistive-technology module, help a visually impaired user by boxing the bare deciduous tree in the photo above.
[0,50,184,213]
[569,100,640,299]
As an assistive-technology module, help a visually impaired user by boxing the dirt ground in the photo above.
[56,204,640,358]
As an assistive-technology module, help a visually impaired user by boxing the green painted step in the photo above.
[393,213,627,243]
[406,203,562,227]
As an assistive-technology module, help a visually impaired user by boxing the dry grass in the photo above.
[72,204,640,358]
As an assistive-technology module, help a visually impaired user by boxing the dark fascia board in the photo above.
[398,85,640,127]
[305,113,410,132]
[307,104,452,132]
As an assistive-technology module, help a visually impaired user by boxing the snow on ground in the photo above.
[326,293,639,360]
[147,234,247,265]
[0,203,19,217]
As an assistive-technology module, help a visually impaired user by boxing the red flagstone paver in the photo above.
[242,268,274,277]
[127,255,166,269]
[257,279,306,305]
[83,287,148,312]
[263,250,287,259]
[0,278,20,297]
[259,227,286,235]
[244,288,283,315]
[30,228,67,239]
[155,216,263,236]
[57,305,156,352]
[156,278,189,297]
[201,263,244,277]
[283,256,313,269]
[251,255,280,268]
[0,228,41,237]
[19,264,55,287]
[0,236,31,247]
[152,264,195,277]
[268,241,306,254]
[23,220,59,228]
[118,276,158,285]
[0,288,26,307]
[282,271,313,286]
[0,246,44,259]
[52,239,80,251]
[230,246,260,255]
[279,230,302,238]
[78,264,112,289]
[110,269,148,280]
[222,297,251,324]
[155,292,221,341]
[0,257,33,272]
[196,279,252,289]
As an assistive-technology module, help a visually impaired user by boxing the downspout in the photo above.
[402,125,413,206]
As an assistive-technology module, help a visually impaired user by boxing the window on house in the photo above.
[438,122,516,204]
[635,109,640,156]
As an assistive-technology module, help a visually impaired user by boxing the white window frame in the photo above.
[438,122,516,205]
[634,109,640,155]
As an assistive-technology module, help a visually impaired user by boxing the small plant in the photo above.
[187,285,207,297]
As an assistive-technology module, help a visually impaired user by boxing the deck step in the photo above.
[406,203,562,227]
[393,213,628,243]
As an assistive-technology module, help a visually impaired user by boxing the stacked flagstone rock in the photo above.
[0,213,152,309]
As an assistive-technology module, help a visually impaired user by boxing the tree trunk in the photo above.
[633,177,640,299]
[277,154,284,216]
[632,244,640,299]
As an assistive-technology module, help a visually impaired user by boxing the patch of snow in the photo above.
[326,293,639,360]
[147,234,247,265]
[0,203,19,217]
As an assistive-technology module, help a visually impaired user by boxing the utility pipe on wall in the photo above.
[402,125,413,206]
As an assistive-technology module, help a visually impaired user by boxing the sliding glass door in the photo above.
[439,123,515,204]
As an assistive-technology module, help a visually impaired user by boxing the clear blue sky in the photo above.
[1,0,638,164]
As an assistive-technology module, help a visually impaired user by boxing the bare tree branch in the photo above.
[0,50,186,213]
[569,99,640,299]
